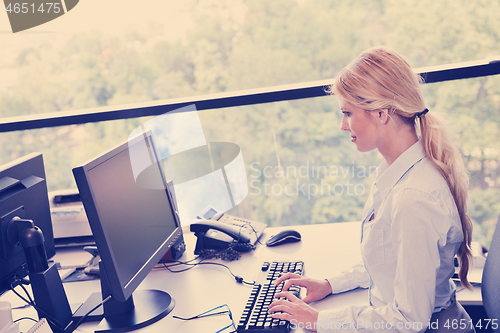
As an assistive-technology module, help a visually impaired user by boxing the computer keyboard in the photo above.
[237,261,304,332]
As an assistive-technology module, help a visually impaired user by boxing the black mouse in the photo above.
[266,230,301,247]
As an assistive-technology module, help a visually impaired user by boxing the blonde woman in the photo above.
[268,47,475,333]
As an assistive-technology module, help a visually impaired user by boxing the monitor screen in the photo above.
[73,131,181,331]
[0,153,55,296]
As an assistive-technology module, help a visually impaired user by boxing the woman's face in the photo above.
[339,100,380,152]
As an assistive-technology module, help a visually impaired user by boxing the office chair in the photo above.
[481,213,500,332]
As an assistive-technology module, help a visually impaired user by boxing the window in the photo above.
[1,0,499,244]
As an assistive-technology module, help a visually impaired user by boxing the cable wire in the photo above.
[13,317,38,324]
[65,295,112,333]
[9,282,65,333]
[163,257,255,285]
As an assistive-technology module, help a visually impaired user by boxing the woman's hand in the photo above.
[274,273,332,303]
[268,291,319,331]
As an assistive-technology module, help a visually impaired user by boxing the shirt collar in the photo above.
[374,140,426,199]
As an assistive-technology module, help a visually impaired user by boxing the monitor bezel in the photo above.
[73,132,182,302]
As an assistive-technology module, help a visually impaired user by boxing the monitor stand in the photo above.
[96,289,175,333]
[73,262,175,333]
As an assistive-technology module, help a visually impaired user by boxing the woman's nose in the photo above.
[340,116,349,132]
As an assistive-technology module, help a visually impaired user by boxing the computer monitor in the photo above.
[0,153,55,296]
[72,131,182,332]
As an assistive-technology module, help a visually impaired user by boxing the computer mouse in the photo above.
[266,230,301,247]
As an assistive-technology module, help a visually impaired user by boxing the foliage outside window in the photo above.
[0,0,499,246]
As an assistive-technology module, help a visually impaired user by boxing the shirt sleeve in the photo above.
[326,260,370,294]
[317,189,451,333]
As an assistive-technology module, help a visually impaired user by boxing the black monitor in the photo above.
[0,153,55,296]
[72,132,182,332]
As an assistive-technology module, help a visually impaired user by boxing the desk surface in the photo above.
[2,222,482,332]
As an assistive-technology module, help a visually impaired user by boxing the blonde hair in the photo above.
[329,47,473,289]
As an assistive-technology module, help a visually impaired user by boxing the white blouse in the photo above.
[317,140,464,333]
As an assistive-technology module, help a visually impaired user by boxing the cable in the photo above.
[173,310,229,320]
[162,255,204,273]
[65,295,112,333]
[173,306,229,320]
[160,255,202,269]
[13,316,38,324]
[9,282,65,333]
[240,222,265,246]
[19,283,34,305]
[173,304,237,333]
[199,246,241,261]
[196,262,254,285]
[164,257,255,286]
[160,220,261,285]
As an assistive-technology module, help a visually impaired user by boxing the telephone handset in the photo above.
[190,213,267,254]
[191,219,252,242]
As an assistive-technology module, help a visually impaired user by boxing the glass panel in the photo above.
[1,74,500,248]
[1,0,499,246]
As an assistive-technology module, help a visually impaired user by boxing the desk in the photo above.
[1,222,482,332]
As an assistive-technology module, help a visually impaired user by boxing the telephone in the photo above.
[190,213,267,254]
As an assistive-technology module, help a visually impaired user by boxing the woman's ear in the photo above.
[376,110,390,124]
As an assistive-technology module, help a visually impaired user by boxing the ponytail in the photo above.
[419,114,473,289]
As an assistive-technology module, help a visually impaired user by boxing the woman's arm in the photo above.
[326,260,370,294]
